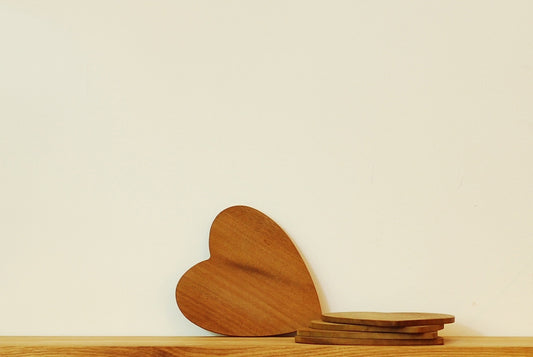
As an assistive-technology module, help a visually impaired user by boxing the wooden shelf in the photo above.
[1,336,533,356]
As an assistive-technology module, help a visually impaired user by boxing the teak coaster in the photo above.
[310,320,444,333]
[295,336,444,346]
[297,327,438,340]
[175,205,322,336]
[322,312,455,327]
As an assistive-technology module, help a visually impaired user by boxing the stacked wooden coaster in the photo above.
[295,312,455,346]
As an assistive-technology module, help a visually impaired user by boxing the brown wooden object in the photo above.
[310,320,444,333]
[322,312,455,327]
[297,327,438,340]
[2,336,533,356]
[175,205,322,336]
[295,335,444,346]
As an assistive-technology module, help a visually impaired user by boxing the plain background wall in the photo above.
[1,1,532,336]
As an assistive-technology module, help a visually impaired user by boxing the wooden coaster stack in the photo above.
[295,312,455,346]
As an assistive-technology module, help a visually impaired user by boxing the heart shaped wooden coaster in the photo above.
[175,205,322,336]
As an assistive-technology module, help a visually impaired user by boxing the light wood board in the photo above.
[2,336,533,357]
[175,205,322,336]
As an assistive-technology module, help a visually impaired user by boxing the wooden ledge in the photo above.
[1,336,533,356]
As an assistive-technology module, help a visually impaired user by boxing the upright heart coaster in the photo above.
[175,205,322,336]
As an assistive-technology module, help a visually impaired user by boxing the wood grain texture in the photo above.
[310,320,444,333]
[2,336,533,357]
[175,206,322,336]
[295,335,444,346]
[322,312,455,327]
[297,327,438,340]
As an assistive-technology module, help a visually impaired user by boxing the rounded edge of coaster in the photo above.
[310,320,444,333]
[322,312,455,327]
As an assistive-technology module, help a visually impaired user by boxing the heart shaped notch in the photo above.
[176,205,322,336]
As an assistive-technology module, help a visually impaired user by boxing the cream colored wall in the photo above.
[1,1,531,336]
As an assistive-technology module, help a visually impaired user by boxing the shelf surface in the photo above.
[1,336,533,356]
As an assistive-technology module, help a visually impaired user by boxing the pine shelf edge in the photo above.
[1,336,533,356]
